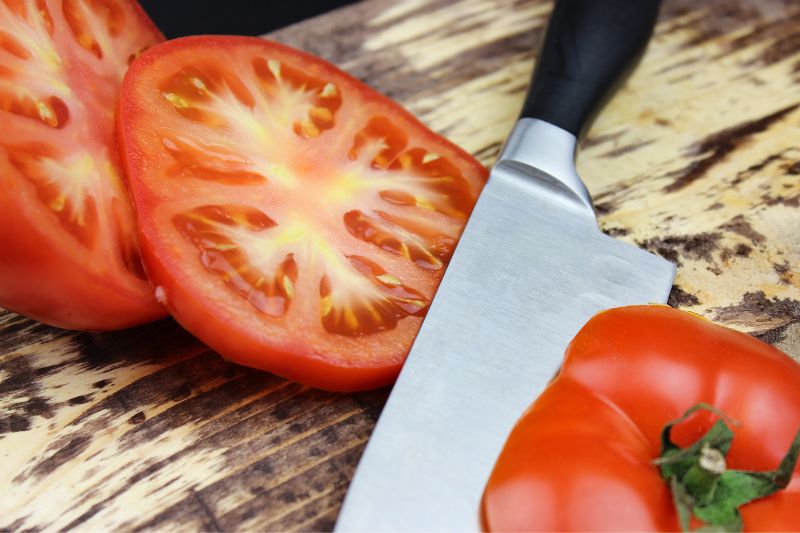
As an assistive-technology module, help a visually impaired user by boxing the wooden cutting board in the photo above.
[2,0,799,530]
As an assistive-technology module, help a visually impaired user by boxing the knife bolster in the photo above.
[496,118,593,215]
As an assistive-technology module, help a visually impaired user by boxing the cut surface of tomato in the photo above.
[118,36,488,390]
[0,0,165,329]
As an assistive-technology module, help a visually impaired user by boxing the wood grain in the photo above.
[2,0,799,530]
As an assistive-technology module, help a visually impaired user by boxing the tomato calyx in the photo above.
[655,403,800,532]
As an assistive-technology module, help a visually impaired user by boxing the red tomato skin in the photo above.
[482,305,800,531]
[0,188,164,330]
[117,35,488,391]
[136,236,398,391]
[0,0,166,330]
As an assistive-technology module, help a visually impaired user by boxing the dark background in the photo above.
[139,0,359,38]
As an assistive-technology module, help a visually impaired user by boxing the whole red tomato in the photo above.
[482,305,800,531]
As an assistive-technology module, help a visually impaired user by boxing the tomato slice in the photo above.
[118,36,488,390]
[0,0,165,329]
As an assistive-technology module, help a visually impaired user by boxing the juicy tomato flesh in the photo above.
[0,0,164,329]
[482,306,800,531]
[119,36,488,390]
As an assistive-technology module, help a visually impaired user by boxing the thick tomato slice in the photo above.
[118,36,488,391]
[0,0,165,329]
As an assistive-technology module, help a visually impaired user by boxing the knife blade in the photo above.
[335,0,673,530]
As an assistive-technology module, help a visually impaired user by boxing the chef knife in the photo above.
[335,0,673,530]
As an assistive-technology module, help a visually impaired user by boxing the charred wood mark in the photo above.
[71,319,200,372]
[638,232,722,265]
[394,29,543,103]
[114,357,273,451]
[600,225,630,238]
[775,261,795,285]
[212,421,371,531]
[27,434,92,480]
[720,215,766,245]
[274,1,546,105]
[757,30,800,67]
[593,201,617,217]
[655,55,704,75]
[0,414,31,434]
[581,130,626,150]
[735,243,753,257]
[189,408,371,525]
[756,321,795,345]
[732,152,787,185]
[0,355,55,435]
[787,161,800,174]
[664,104,799,193]
[269,0,382,65]
[192,490,222,532]
[92,379,112,390]
[132,489,222,531]
[56,380,311,529]
[668,286,701,307]
[10,352,230,482]
[0,314,64,354]
[725,8,800,68]
[351,388,388,424]
[252,444,367,532]
[600,139,655,158]
[714,291,800,325]
[763,190,800,207]
[128,411,146,425]
[68,395,93,406]
[61,500,108,530]
[660,0,798,50]
[719,243,753,263]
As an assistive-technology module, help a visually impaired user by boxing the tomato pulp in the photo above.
[482,306,800,531]
[118,36,488,390]
[0,0,165,329]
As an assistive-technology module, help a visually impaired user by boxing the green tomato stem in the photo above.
[654,403,800,532]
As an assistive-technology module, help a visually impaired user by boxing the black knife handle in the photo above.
[520,0,661,137]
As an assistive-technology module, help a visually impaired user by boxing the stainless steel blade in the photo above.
[335,119,676,532]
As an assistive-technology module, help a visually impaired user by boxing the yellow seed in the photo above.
[36,101,55,124]
[320,83,338,97]
[300,121,320,138]
[366,302,381,321]
[189,77,207,91]
[415,196,435,210]
[422,152,440,164]
[409,299,427,309]
[78,34,94,50]
[215,243,237,251]
[282,276,295,299]
[376,273,401,286]
[163,92,189,109]
[49,195,65,212]
[398,154,412,169]
[320,295,333,316]
[344,307,358,330]
[254,276,265,288]
[400,242,411,260]
[309,106,333,122]
[267,59,281,79]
